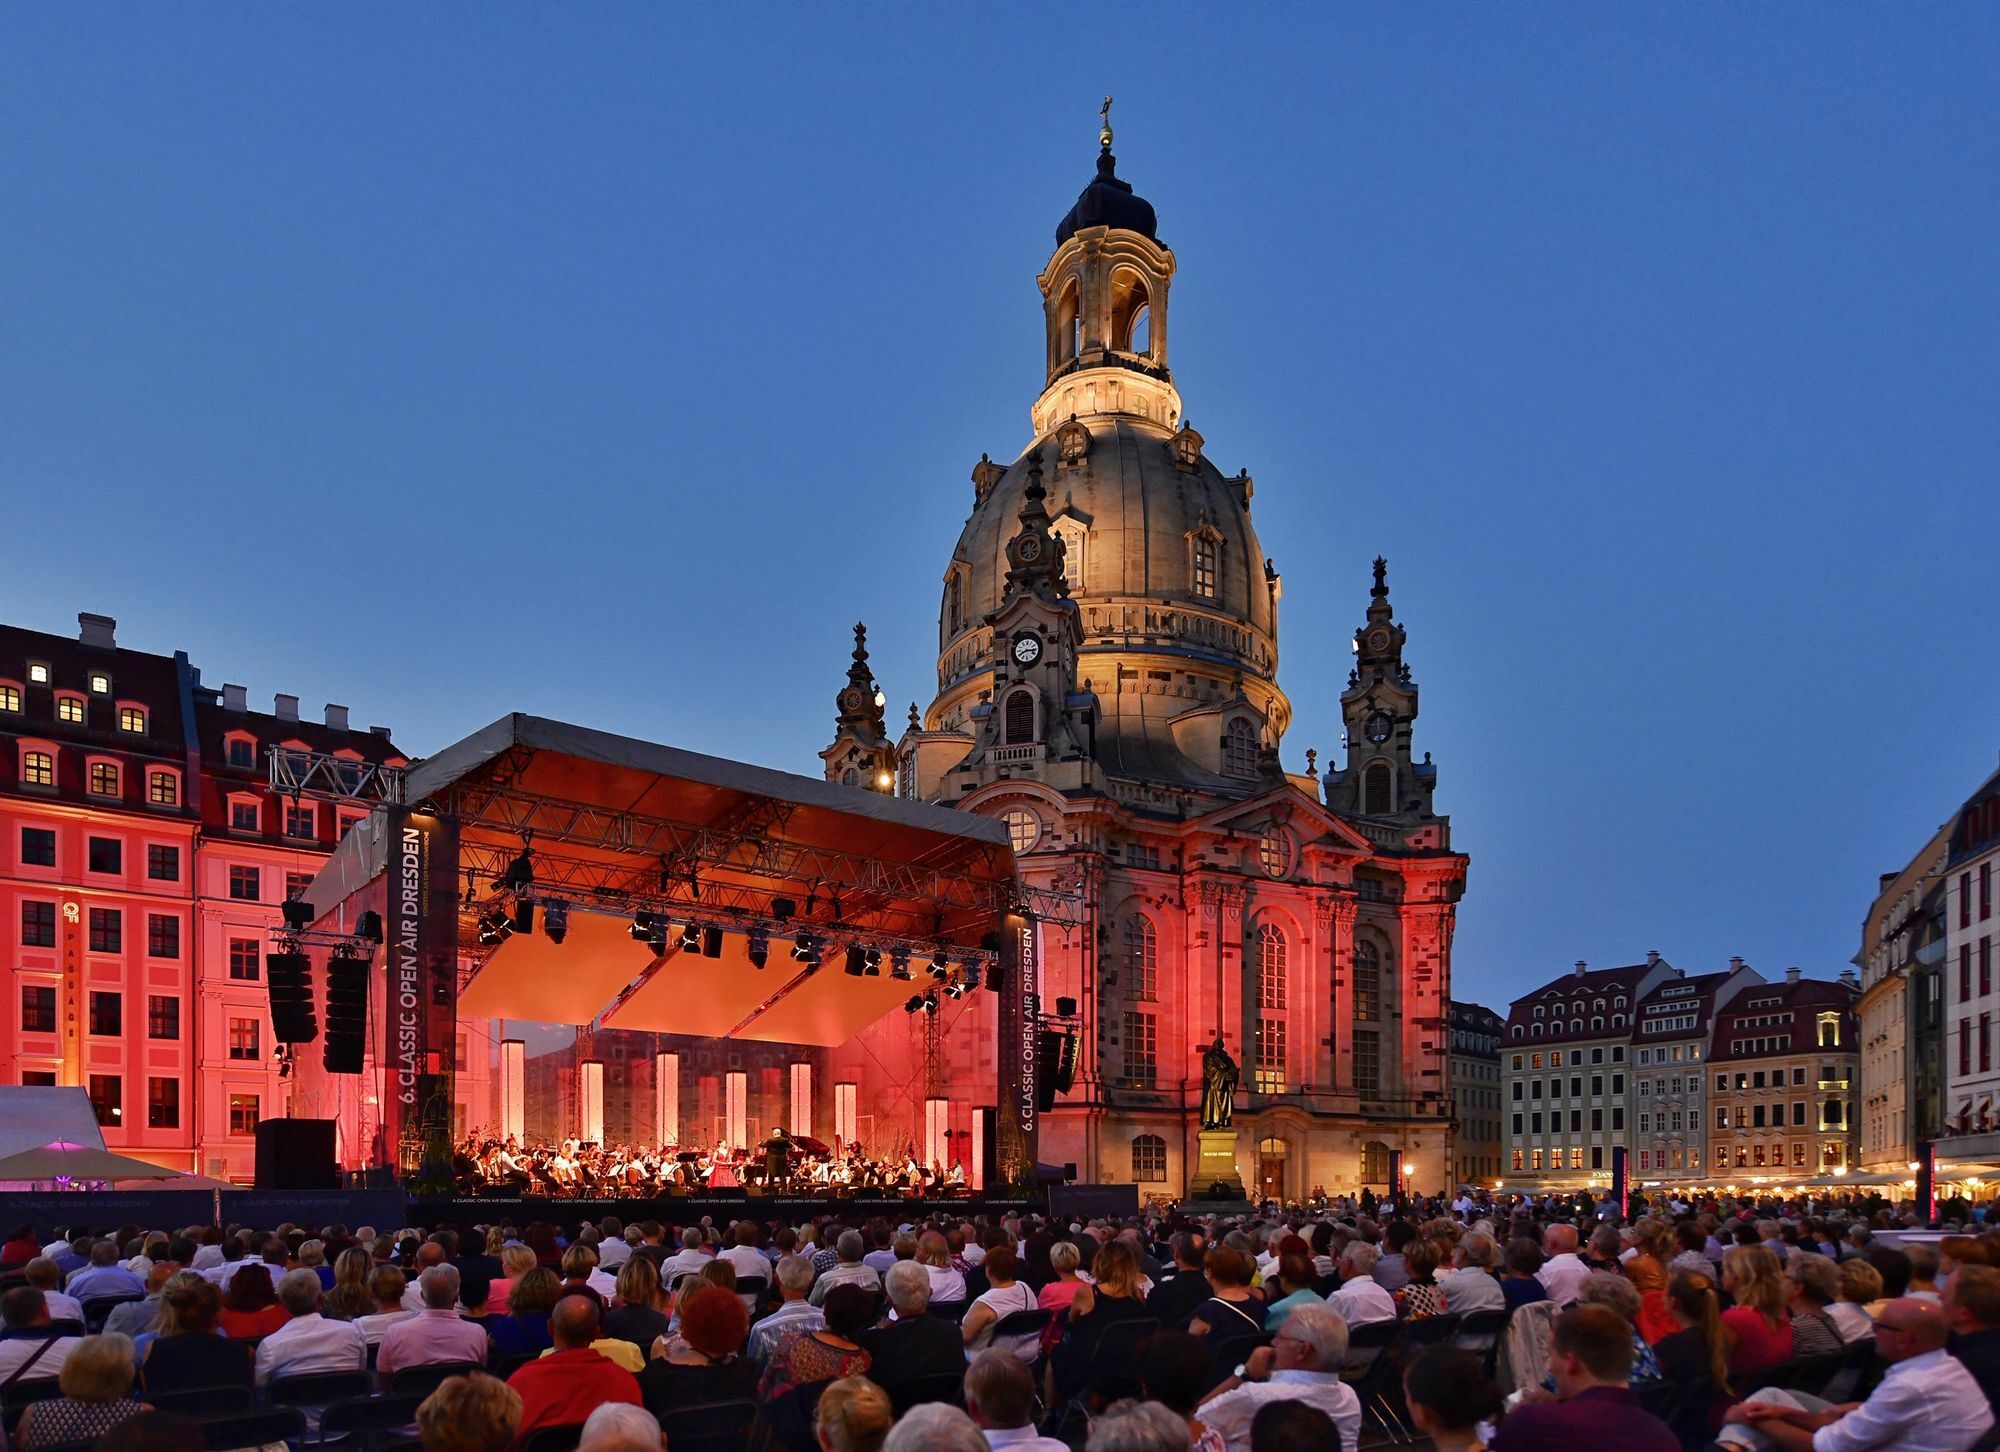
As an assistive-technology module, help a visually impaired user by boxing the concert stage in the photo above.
[406,1192,1039,1227]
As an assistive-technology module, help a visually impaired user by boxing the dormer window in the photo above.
[0,684,19,713]
[229,797,261,833]
[118,707,146,734]
[56,695,85,724]
[226,736,256,770]
[1187,523,1222,602]
[88,672,111,695]
[148,770,179,807]
[27,662,49,685]
[87,761,120,797]
[1222,718,1257,777]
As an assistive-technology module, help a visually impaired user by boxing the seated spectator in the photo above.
[810,1231,881,1308]
[1670,1222,1716,1278]
[1375,1222,1417,1293]
[87,1408,204,1452]
[492,1266,561,1355]
[1043,1240,1091,1319]
[219,1264,289,1340]
[637,1282,754,1419]
[299,1241,334,1292]
[1489,1305,1677,1452]
[1251,1402,1339,1452]
[884,1404,986,1452]
[965,1347,1067,1450]
[1862,1246,1914,1313]
[417,1371,521,1452]
[577,1402,663,1452]
[918,1231,967,1305]
[66,1241,147,1302]
[1653,1270,1733,1438]
[963,1243,1040,1358]
[1832,1259,1882,1342]
[1721,1246,1795,1383]
[1945,1263,2000,1412]
[1,1226,40,1272]
[1503,1239,1552,1314]
[1720,1297,1992,1452]
[1537,1225,1590,1308]
[138,1277,248,1393]
[1196,1302,1361,1452]
[1572,1272,1662,1383]
[1438,1233,1506,1316]
[604,1255,672,1350]
[562,1243,617,1303]
[1137,1329,1225,1449]
[483,1244,539,1315]
[322,1248,375,1322]
[1260,1253,1323,1332]
[507,1295,641,1441]
[252,1268,366,1385]
[1402,1345,1503,1452]
[1325,1243,1398,1328]
[1394,1239,1448,1320]
[814,1374,892,1452]
[764,1281,872,1399]
[0,1286,82,1383]
[1050,1240,1154,1404]
[353,1266,417,1346]
[856,1262,962,1407]
[378,1264,489,1377]
[1189,1247,1265,1341]
[23,1258,84,1325]
[1144,1235,1210,1330]
[747,1254,823,1367]
[15,1333,145,1452]
[1783,1252,1845,1359]
[1908,1245,1944,1303]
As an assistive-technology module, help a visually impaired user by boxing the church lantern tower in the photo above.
[820,622,895,793]
[1326,558,1445,837]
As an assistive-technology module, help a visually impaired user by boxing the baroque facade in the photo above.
[1856,822,1951,1172]
[1448,1001,1504,1187]
[821,132,1469,1200]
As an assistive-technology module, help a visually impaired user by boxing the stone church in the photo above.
[821,124,1469,1201]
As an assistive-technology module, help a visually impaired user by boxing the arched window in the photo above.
[1360,1140,1391,1185]
[1001,808,1041,854]
[1353,940,1382,1021]
[946,576,963,636]
[1223,719,1257,777]
[1363,760,1393,814]
[1255,924,1288,1093]
[1056,277,1081,363]
[1192,536,1218,599]
[1003,690,1035,745]
[1125,915,1157,1000]
[1110,267,1151,355]
[1131,1134,1166,1183]
[1127,304,1150,355]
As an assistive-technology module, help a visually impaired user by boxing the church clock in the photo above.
[1012,635,1043,666]
[1365,711,1393,744]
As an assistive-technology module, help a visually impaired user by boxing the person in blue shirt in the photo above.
[65,1243,146,1301]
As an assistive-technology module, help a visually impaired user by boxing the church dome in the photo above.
[1055,150,1158,247]
[939,414,1277,691]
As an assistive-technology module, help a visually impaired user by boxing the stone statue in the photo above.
[1200,1035,1239,1129]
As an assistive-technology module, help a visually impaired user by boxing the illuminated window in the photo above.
[1531,1149,1542,1171]
[57,696,85,724]
[0,685,18,712]
[1512,1149,1524,1171]
[89,1075,121,1126]
[1259,828,1291,879]
[118,707,146,733]
[1258,924,1288,1010]
[88,672,110,695]
[1569,1148,1583,1169]
[1255,1016,1288,1093]
[1122,1011,1156,1086]
[1125,916,1157,1000]
[88,762,120,797]
[1001,808,1040,853]
[21,750,52,787]
[148,771,178,806]
[228,1094,260,1136]
[27,662,49,685]
[1132,1134,1167,1183]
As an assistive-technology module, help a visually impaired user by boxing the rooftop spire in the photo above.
[1367,555,1393,625]
[1099,95,1114,153]
[1002,449,1069,603]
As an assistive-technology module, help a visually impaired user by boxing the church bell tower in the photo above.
[820,623,895,792]
[1326,557,1443,831]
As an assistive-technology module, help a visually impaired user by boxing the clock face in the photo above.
[1012,635,1042,666]
[1016,535,1042,562]
[840,688,866,713]
[1368,628,1392,654]
[1365,711,1393,744]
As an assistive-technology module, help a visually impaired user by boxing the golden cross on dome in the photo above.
[1099,95,1113,151]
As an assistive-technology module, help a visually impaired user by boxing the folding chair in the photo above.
[314,1392,424,1451]
[146,1386,257,1418]
[195,1408,307,1452]
[890,1371,965,1416]
[521,1423,587,1452]
[386,1363,482,1397]
[659,1399,757,1452]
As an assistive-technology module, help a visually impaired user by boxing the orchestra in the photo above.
[454,1132,970,1199]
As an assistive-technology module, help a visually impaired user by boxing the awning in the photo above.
[0,1140,185,1182]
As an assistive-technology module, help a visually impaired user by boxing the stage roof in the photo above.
[316,713,1018,1047]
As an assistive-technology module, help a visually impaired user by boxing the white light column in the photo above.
[925,1097,949,1168]
[725,1071,748,1149]
[500,1039,525,1142]
[970,1109,986,1192]
[655,1052,679,1144]
[789,1062,812,1137]
[834,1082,857,1147]
[579,1060,604,1144]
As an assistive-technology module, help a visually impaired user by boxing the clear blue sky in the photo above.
[3,7,1995,1012]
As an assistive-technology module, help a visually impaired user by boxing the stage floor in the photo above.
[406,1192,1037,1226]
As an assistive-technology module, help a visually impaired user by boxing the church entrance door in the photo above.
[1257,1137,1288,1201]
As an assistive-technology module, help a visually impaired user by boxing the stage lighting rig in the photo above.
[904,994,925,1014]
[844,945,868,977]
[771,897,797,922]
[747,929,770,969]
[629,911,655,941]
[511,896,535,935]
[701,925,724,958]
[792,931,815,961]
[543,899,569,945]
[354,910,384,944]
[476,909,512,947]
[280,898,315,931]
[889,949,912,980]
[503,841,535,891]
[678,923,701,953]
[864,949,882,976]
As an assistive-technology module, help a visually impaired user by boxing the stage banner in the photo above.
[381,807,460,1188]
[0,1191,214,1240]
[997,912,1040,1194]
[220,1188,405,1232]
[1050,1183,1139,1220]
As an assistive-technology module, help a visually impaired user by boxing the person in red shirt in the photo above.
[506,1294,641,1445]
[0,1228,40,1272]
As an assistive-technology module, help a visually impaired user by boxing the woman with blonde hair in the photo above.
[17,1334,145,1452]
[605,1253,672,1348]
[917,1230,967,1304]
[323,1246,375,1320]
[485,1242,539,1313]
[140,1276,249,1393]
[416,1372,522,1452]
[1050,1240,1150,1405]
[1718,1244,1792,1380]
[815,1373,893,1452]
[1832,1257,1883,1338]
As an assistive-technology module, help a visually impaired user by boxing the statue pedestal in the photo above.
[1189,1127,1247,1202]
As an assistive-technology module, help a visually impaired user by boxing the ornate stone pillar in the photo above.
[1396,897,1457,1112]
[1325,896,1358,1093]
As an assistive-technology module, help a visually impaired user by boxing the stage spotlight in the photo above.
[1055,995,1078,1017]
[844,945,868,977]
[355,910,384,944]
[678,923,701,952]
[511,896,536,935]
[477,910,511,947]
[280,898,315,931]
[647,917,668,953]
[864,949,882,976]
[905,995,924,1014]
[792,931,814,960]
[701,926,724,958]
[503,846,534,890]
[771,897,797,922]
[922,992,939,1015]
[985,960,1007,993]
[747,929,770,969]
[629,912,655,941]
[889,949,912,980]
[543,900,569,946]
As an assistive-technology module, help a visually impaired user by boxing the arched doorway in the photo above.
[1257,1136,1288,1201]
[1360,1140,1391,1187]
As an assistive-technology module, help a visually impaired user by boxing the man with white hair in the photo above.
[378,1264,488,1376]
[661,1226,711,1284]
[883,1403,987,1452]
[747,1254,823,1366]
[577,1401,663,1452]
[1437,1232,1505,1314]
[1197,1302,1362,1452]
[1325,1243,1396,1328]
[858,1260,962,1406]
[808,1229,879,1306]
[254,1268,366,1384]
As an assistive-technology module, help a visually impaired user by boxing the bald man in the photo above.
[1537,1224,1589,1307]
[1721,1298,1993,1452]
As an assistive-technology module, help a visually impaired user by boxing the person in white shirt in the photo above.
[595,1222,632,1273]
[1197,1303,1363,1452]
[746,1256,824,1367]
[351,1266,417,1346]
[1325,1243,1397,1328]
[1435,1233,1505,1315]
[0,1287,82,1383]
[22,1260,84,1325]
[253,1270,366,1386]
[1720,1298,1992,1452]
[810,1231,881,1308]
[719,1223,770,1286]
[1536,1224,1590,1307]
[965,1347,1068,1451]
[660,1228,712,1287]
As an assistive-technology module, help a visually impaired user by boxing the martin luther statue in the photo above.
[1200,1035,1239,1129]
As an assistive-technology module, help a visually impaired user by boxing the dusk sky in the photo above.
[3,7,1995,1012]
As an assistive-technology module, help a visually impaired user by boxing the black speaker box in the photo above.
[254,1118,338,1190]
